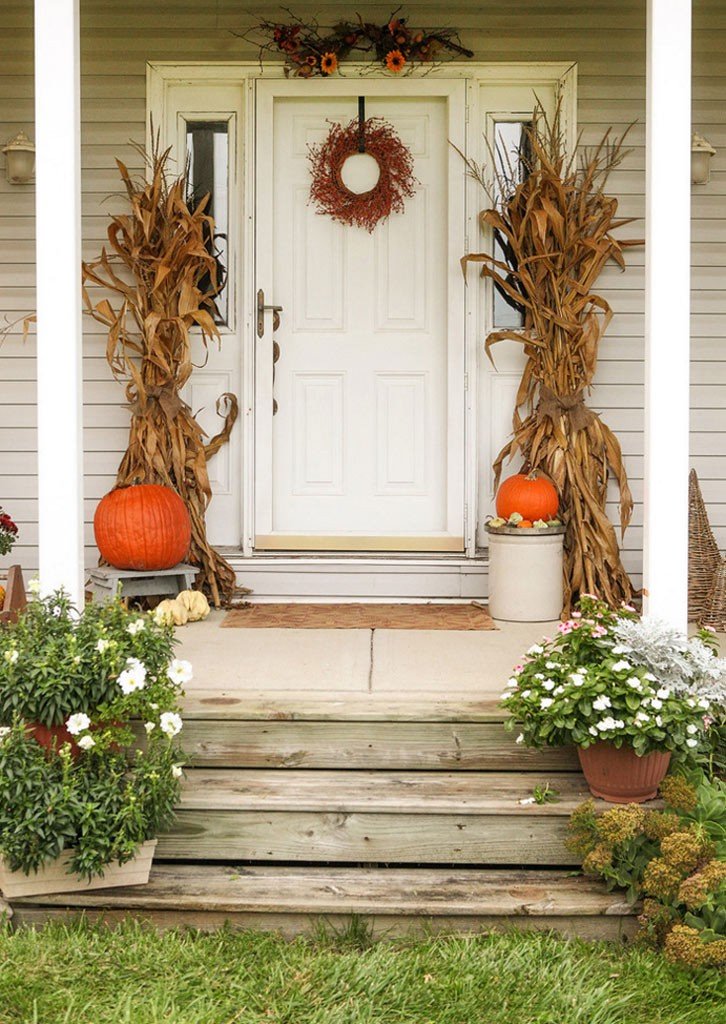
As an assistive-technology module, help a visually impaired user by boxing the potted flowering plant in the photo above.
[0,506,18,556]
[0,589,190,897]
[502,596,720,802]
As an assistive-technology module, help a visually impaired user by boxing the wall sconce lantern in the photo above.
[692,132,716,186]
[2,131,35,184]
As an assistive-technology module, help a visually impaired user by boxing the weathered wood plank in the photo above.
[158,809,580,864]
[9,906,638,942]
[181,694,507,722]
[176,769,591,814]
[183,721,579,771]
[14,864,634,917]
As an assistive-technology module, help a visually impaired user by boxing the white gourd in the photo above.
[176,589,210,622]
[154,598,189,627]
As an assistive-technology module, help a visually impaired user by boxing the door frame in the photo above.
[147,61,577,559]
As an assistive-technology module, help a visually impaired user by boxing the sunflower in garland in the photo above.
[385,49,406,73]
[320,52,338,76]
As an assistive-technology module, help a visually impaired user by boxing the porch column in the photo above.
[34,0,85,604]
[643,0,691,628]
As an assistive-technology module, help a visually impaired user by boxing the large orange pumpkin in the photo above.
[94,484,191,571]
[496,471,559,523]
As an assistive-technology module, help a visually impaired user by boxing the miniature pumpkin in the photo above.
[177,589,210,622]
[517,520,534,529]
[154,598,189,627]
[94,484,191,571]
[496,471,559,523]
[0,584,5,608]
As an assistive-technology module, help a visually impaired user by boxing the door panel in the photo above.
[255,82,466,550]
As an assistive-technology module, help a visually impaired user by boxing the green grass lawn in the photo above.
[0,920,724,1024]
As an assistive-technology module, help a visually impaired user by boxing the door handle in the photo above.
[256,289,283,338]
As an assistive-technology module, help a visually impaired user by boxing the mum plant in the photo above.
[0,590,189,883]
[0,506,18,557]
[567,772,726,970]
[502,596,720,800]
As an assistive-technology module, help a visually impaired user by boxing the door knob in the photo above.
[256,289,283,338]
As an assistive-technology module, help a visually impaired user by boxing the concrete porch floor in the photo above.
[177,610,554,707]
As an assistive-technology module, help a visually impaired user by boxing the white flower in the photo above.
[521,690,531,699]
[127,619,145,636]
[644,672,657,682]
[596,717,617,732]
[515,734,525,745]
[686,738,698,748]
[686,723,698,735]
[3,649,18,665]
[627,677,642,691]
[159,711,183,738]
[28,578,41,595]
[66,712,91,735]
[167,659,194,687]
[545,661,558,670]
[172,764,184,779]
[593,695,612,711]
[77,734,96,751]
[0,726,10,743]
[636,711,650,723]
[117,657,147,695]
[542,679,555,692]
[96,638,110,654]
[570,672,586,686]
[698,697,711,710]
[540,697,554,710]
[506,677,519,689]
[144,721,156,734]
[651,698,663,711]
[534,673,545,681]
[656,687,670,700]
[588,726,598,736]
[554,686,565,696]
[612,659,631,672]
[527,644,544,656]
[614,720,625,729]
[655,715,663,727]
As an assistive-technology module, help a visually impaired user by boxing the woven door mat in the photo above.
[222,603,497,630]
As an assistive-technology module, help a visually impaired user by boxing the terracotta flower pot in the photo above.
[577,742,671,803]
[27,722,80,758]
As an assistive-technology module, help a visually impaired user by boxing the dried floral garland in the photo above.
[460,106,643,614]
[243,10,473,78]
[82,141,239,607]
[309,116,416,231]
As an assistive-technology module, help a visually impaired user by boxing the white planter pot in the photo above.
[487,528,564,622]
[0,839,157,899]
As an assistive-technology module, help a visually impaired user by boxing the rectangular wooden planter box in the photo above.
[0,840,157,899]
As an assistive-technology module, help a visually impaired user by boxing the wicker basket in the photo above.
[701,562,726,632]
[688,469,721,621]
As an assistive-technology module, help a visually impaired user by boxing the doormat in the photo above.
[221,603,497,630]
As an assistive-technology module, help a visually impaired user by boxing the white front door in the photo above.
[254,79,466,551]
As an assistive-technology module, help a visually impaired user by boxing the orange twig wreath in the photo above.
[308,116,417,232]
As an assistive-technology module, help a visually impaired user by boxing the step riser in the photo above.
[183,721,579,771]
[11,906,636,942]
[159,811,578,865]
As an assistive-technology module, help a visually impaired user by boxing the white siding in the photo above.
[1,0,725,586]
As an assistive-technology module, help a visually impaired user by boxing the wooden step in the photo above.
[159,769,594,865]
[10,864,637,941]
[182,719,579,771]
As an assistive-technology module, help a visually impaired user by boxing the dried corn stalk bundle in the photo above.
[82,142,238,606]
[461,108,642,613]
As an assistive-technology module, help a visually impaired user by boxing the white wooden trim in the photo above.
[643,0,691,628]
[146,61,578,563]
[34,0,84,603]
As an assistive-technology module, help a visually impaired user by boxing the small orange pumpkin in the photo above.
[496,471,559,523]
[517,520,534,529]
[94,484,191,571]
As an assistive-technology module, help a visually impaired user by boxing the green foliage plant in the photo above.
[502,596,717,757]
[566,771,726,971]
[0,590,188,881]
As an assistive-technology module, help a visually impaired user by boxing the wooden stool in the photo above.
[87,564,199,602]
[0,565,27,624]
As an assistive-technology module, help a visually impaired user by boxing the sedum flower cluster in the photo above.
[0,590,189,882]
[502,596,712,756]
[567,772,726,971]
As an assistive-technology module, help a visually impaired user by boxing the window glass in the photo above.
[186,120,230,325]
[492,120,531,329]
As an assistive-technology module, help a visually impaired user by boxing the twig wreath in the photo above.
[309,107,417,231]
[241,9,473,78]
